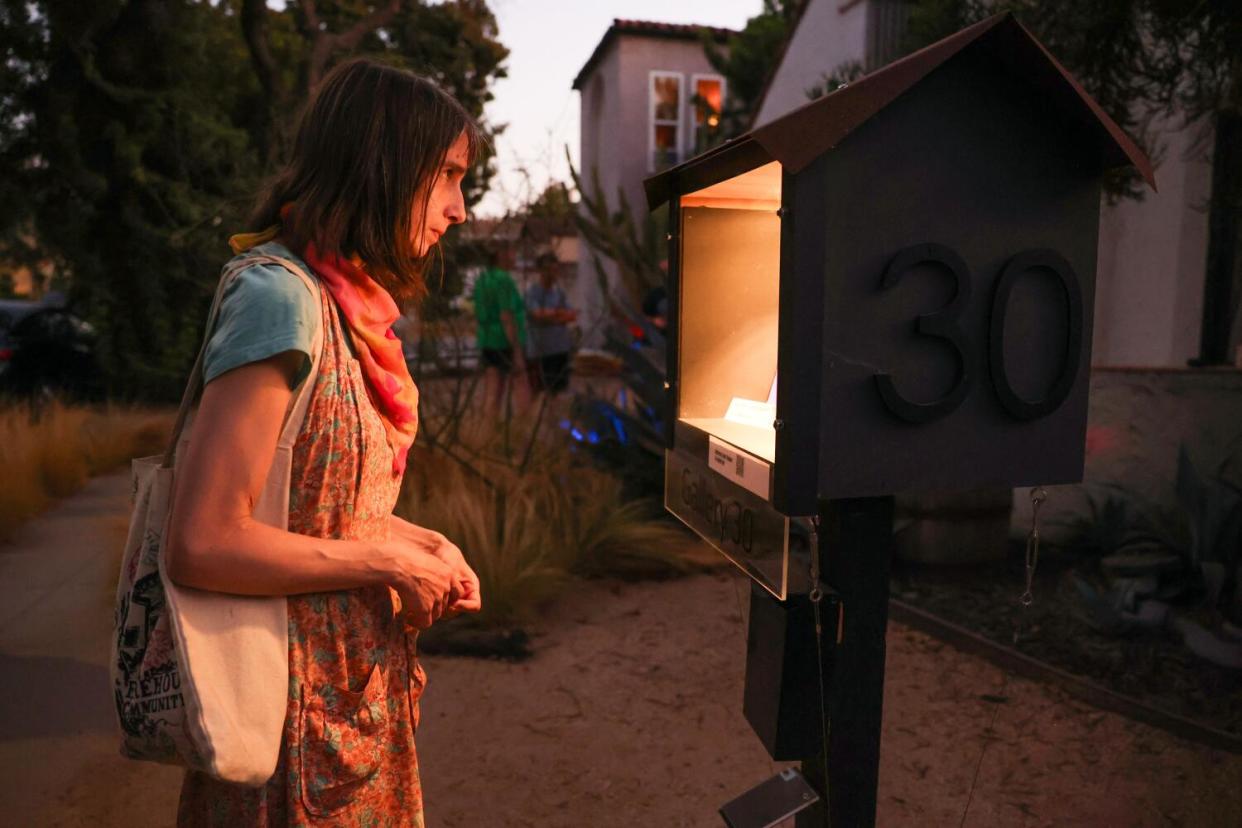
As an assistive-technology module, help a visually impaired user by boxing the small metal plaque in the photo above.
[719,767,820,828]
[665,448,789,599]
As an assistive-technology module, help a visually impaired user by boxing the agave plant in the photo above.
[396,388,709,644]
[1069,444,1242,668]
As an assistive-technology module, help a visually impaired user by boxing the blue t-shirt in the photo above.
[202,242,320,389]
[524,282,572,358]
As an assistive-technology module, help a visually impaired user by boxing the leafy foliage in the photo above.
[567,159,666,311]
[805,60,865,102]
[1,0,262,399]
[701,0,803,140]
[0,0,508,400]
[526,181,575,221]
[1060,442,1242,666]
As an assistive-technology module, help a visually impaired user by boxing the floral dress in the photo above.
[178,282,426,827]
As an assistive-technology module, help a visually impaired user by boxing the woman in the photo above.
[165,58,481,825]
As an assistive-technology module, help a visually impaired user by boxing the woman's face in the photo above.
[412,130,469,256]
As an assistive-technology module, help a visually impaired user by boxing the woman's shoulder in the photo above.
[220,243,321,316]
[203,243,323,387]
[225,242,316,294]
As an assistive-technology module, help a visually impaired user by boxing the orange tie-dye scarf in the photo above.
[229,222,418,476]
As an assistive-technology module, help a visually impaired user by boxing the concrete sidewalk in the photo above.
[0,471,181,825]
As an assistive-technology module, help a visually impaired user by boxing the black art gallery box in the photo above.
[647,13,1153,599]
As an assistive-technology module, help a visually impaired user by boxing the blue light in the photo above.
[587,431,600,444]
[602,409,628,444]
[570,428,585,442]
[558,419,571,430]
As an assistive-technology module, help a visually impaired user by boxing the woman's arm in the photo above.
[164,351,456,628]
[527,307,559,326]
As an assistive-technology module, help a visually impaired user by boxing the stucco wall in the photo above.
[754,0,867,126]
[1093,118,1214,367]
[575,33,725,347]
[1011,368,1242,541]
[615,36,726,218]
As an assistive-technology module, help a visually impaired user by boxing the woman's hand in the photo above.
[388,547,457,630]
[389,516,482,618]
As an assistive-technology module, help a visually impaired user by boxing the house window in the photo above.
[691,74,726,155]
[649,71,683,172]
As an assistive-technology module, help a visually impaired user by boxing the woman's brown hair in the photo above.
[251,58,482,303]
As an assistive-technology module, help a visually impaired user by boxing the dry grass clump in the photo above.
[0,400,175,539]
[397,394,712,630]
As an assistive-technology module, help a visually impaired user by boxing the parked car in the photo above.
[0,304,103,401]
[408,315,479,375]
[0,299,44,381]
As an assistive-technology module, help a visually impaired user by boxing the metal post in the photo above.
[796,496,894,828]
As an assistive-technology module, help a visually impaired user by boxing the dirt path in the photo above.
[2,473,1239,826]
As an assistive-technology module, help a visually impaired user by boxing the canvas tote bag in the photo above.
[110,253,322,786]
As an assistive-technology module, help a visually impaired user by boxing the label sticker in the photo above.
[708,435,771,500]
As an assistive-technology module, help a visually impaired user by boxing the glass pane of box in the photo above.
[678,162,782,465]
[665,448,790,599]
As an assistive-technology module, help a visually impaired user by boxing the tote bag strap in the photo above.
[161,254,323,468]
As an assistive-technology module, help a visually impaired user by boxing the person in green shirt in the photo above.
[472,247,528,415]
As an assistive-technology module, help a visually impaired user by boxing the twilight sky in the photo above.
[475,0,763,217]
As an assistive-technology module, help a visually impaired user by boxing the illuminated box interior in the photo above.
[678,161,783,464]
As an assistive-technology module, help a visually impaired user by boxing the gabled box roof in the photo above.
[646,13,1155,210]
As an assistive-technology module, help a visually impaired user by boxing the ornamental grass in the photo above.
[396,381,714,630]
[0,400,175,540]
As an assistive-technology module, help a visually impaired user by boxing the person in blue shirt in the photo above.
[524,251,576,394]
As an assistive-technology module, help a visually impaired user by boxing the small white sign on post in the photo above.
[709,435,771,500]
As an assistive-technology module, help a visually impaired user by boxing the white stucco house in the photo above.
[572,19,733,343]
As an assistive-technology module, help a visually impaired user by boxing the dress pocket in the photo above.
[299,662,389,816]
[405,632,428,734]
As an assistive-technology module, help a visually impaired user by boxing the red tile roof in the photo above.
[572,18,736,90]
[612,19,736,39]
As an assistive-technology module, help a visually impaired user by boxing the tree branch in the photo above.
[306,0,403,91]
[240,0,281,101]
[240,0,286,165]
[297,0,322,39]
[336,0,402,53]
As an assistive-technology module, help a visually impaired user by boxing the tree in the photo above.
[240,0,508,203]
[527,181,575,221]
[0,0,262,399]
[804,60,865,102]
[0,0,509,400]
[701,0,803,141]
[904,1,1242,365]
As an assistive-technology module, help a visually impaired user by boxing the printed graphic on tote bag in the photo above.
[113,519,187,762]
